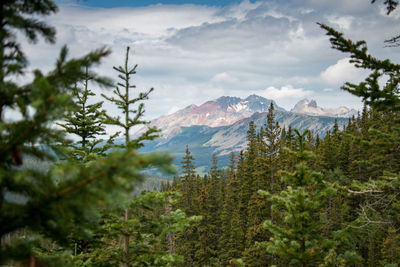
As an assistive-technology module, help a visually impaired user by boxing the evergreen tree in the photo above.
[98,46,161,267]
[381,227,400,266]
[205,154,222,261]
[263,102,282,194]
[258,130,336,266]
[58,66,115,163]
[174,146,201,266]
[319,23,400,112]
[219,152,240,263]
[102,46,159,150]
[74,191,197,267]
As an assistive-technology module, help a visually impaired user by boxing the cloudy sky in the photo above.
[24,0,400,122]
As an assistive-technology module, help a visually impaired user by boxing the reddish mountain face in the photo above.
[138,95,283,138]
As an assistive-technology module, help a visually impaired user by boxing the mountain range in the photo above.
[135,95,354,175]
[138,94,284,138]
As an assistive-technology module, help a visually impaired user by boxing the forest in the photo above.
[1,0,400,266]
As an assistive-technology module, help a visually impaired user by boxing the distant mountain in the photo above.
[132,94,356,175]
[291,98,357,117]
[137,95,284,138]
[139,110,348,175]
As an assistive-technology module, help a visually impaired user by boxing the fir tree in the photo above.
[100,46,161,267]
[58,66,115,163]
[258,130,336,266]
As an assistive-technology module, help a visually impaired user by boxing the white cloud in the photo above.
[211,72,239,83]
[259,85,313,99]
[323,88,334,92]
[18,0,399,125]
[321,58,369,85]
[326,15,354,30]
[168,106,180,114]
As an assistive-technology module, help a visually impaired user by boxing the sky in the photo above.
[22,0,400,129]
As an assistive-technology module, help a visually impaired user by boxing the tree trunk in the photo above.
[121,208,129,267]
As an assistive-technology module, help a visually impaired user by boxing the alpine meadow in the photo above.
[1,0,400,267]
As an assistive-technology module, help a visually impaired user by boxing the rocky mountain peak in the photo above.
[215,96,242,110]
[309,99,318,108]
[291,99,357,117]
[135,94,286,138]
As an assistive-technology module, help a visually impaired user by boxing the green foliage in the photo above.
[258,130,336,266]
[57,66,115,162]
[74,191,199,267]
[0,1,177,265]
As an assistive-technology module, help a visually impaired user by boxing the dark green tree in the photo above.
[258,130,337,266]
[74,191,198,267]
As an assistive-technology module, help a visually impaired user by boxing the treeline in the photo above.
[163,102,400,266]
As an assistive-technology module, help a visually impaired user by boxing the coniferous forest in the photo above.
[1,0,400,266]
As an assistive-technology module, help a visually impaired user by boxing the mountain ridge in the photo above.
[138,94,284,138]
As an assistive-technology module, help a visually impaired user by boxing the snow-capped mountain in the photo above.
[290,99,358,117]
[139,95,284,138]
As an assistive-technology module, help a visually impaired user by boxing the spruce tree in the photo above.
[219,152,241,263]
[205,154,222,261]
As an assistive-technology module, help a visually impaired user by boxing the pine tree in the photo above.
[381,227,400,266]
[179,145,196,211]
[195,184,215,266]
[320,22,400,266]
[238,121,258,238]
[205,154,222,261]
[219,152,239,263]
